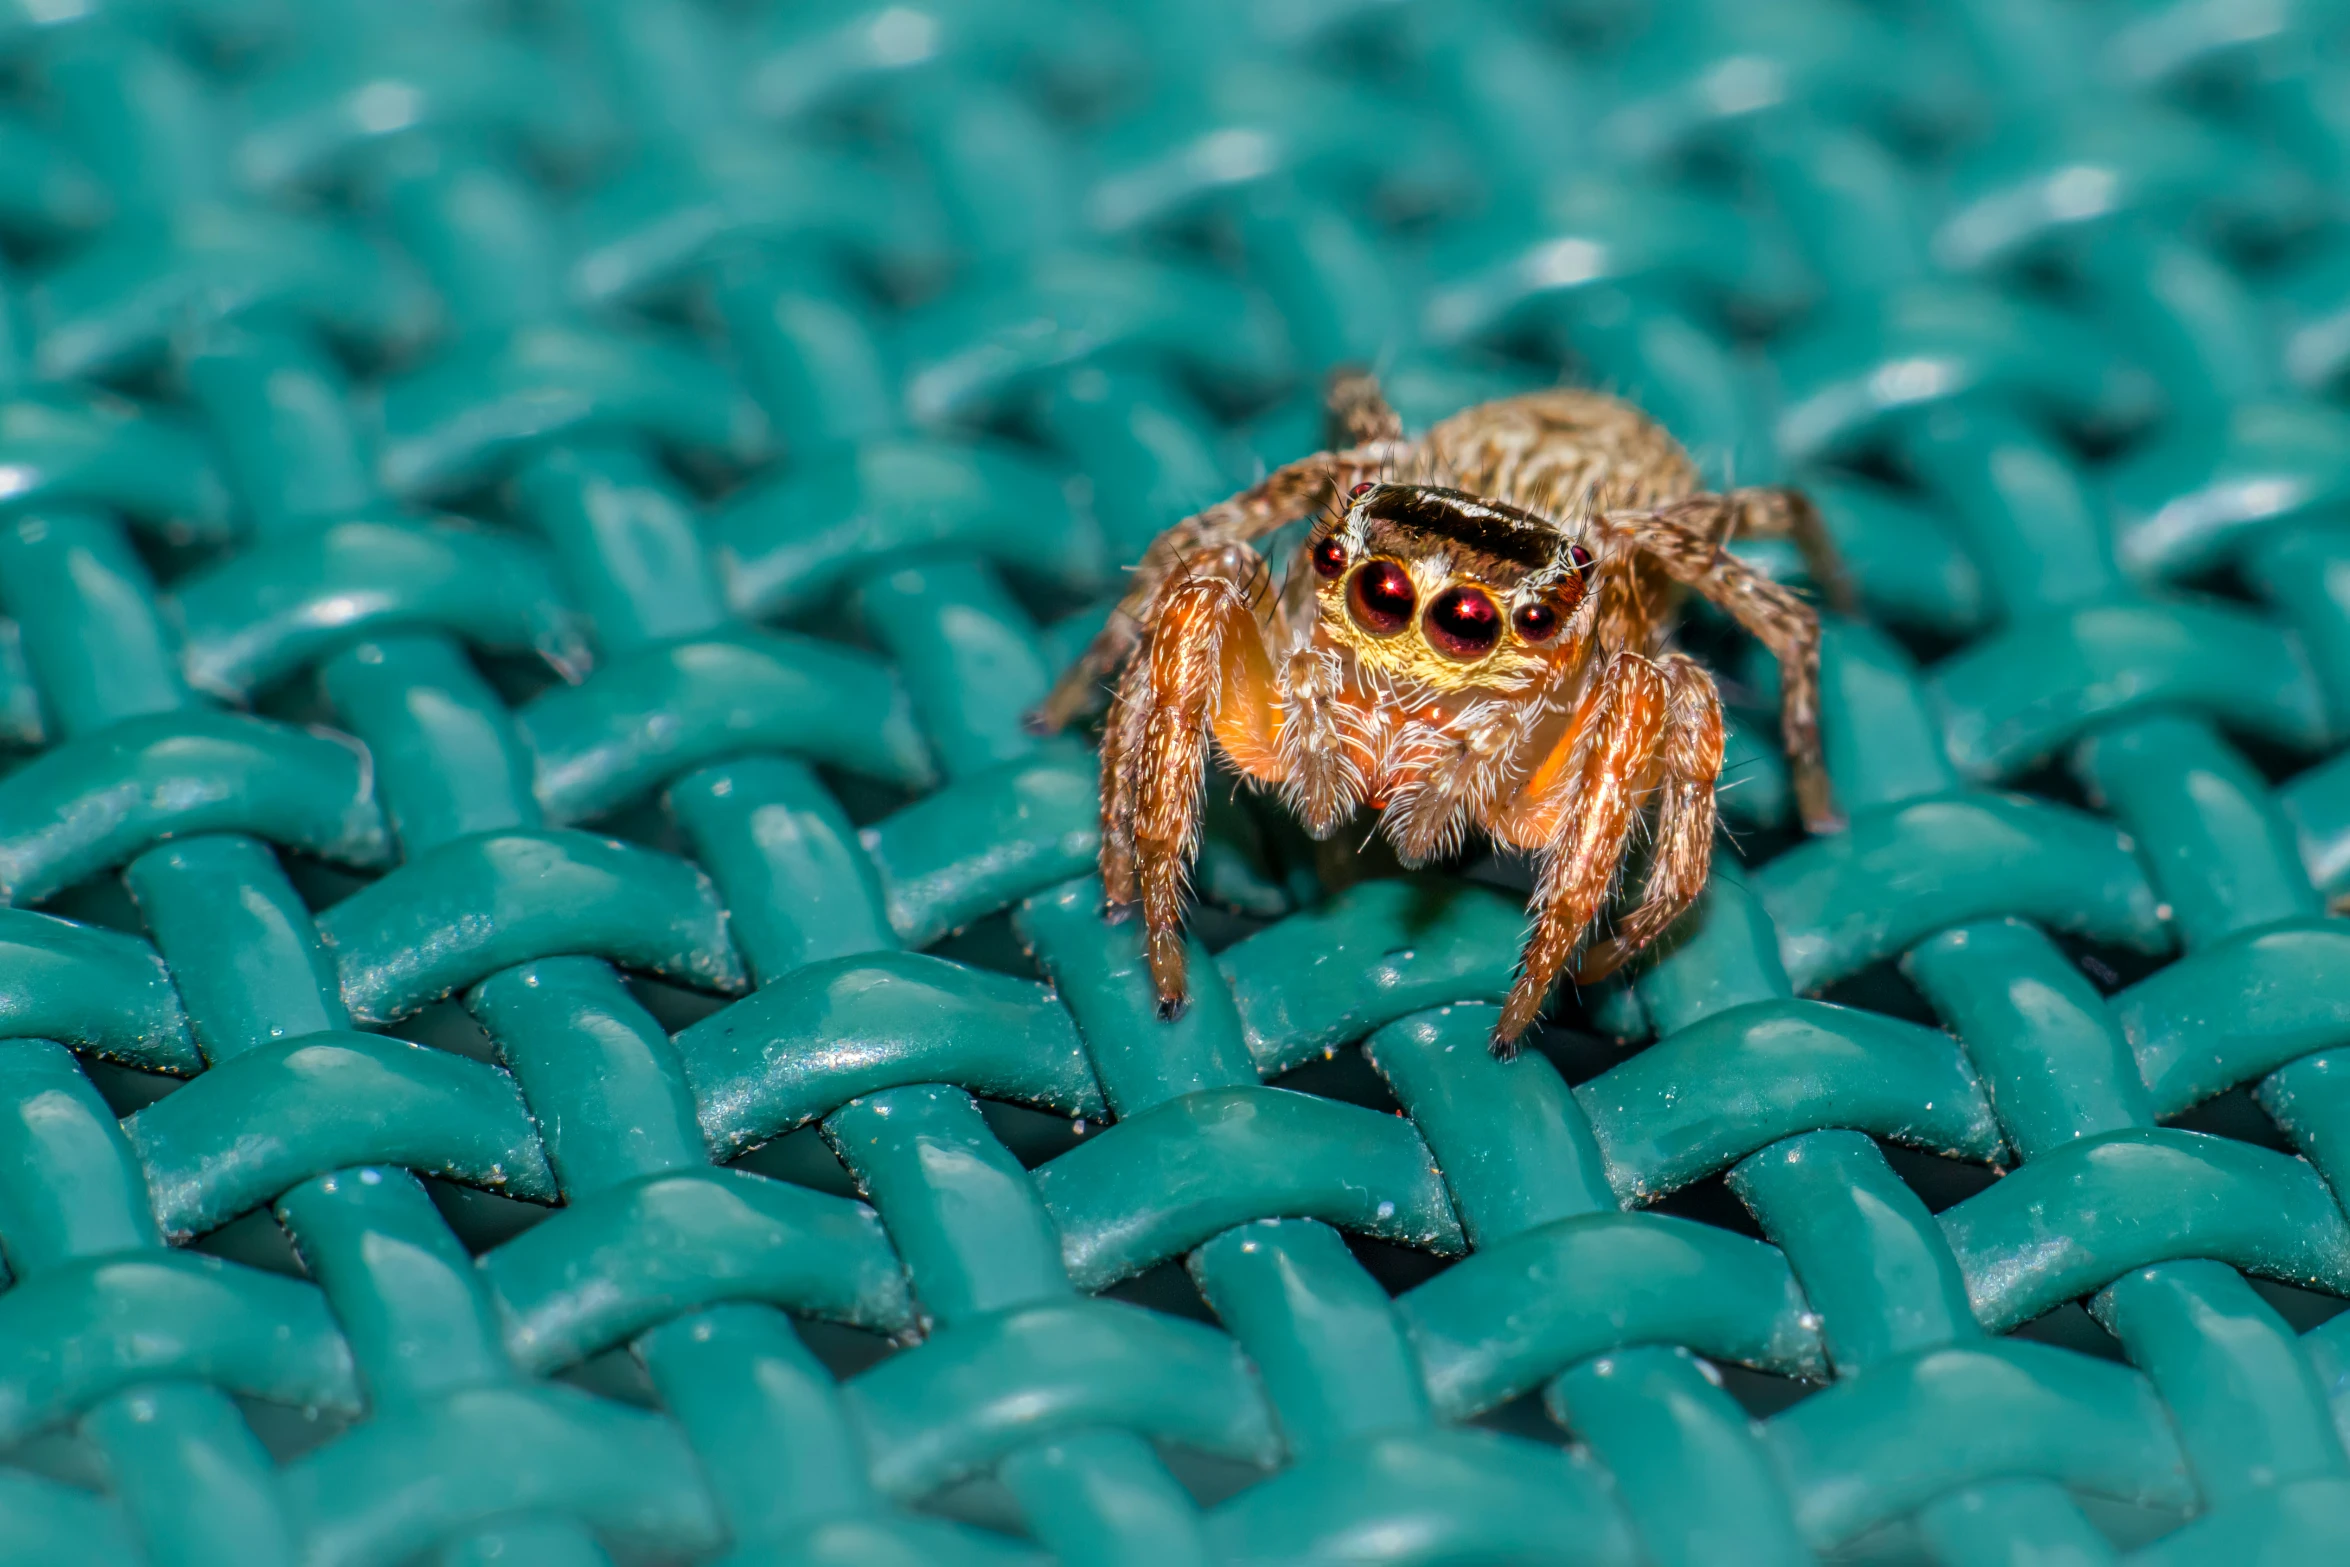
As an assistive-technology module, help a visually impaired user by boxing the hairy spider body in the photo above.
[1038,374,1846,1055]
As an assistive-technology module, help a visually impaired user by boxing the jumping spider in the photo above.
[1035,371,1847,1055]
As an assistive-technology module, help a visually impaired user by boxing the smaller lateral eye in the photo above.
[1513,601,1559,642]
[1349,482,1375,500]
[1568,543,1594,573]
[1310,535,1348,578]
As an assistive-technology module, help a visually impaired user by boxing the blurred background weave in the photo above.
[0,0,2344,1562]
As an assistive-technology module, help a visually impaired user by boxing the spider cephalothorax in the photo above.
[1312,483,1594,695]
[1036,373,1847,1054]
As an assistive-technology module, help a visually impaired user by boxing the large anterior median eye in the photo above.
[1425,584,1501,658]
[1346,559,1416,634]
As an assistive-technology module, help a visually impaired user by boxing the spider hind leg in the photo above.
[1324,366,1404,446]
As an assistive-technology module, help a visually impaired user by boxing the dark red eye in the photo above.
[1513,601,1559,642]
[1568,544,1594,573]
[1346,559,1415,634]
[1310,535,1347,578]
[1349,482,1375,500]
[1425,585,1501,658]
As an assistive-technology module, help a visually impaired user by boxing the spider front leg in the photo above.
[1110,551,1289,1019]
[1597,500,1843,834]
[1095,648,1154,913]
[1489,651,1671,1053]
[1034,441,1402,733]
[1570,652,1723,985]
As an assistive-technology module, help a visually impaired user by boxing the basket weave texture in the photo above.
[0,0,2346,1563]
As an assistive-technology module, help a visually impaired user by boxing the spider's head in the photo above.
[1306,482,1594,690]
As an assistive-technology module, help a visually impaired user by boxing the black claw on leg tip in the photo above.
[1155,994,1190,1024]
[1019,708,1053,738]
[1488,1030,1522,1062]
[1099,900,1135,925]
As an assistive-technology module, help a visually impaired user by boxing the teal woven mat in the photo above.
[0,0,2345,1562]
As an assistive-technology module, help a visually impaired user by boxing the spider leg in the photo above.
[1323,366,1404,446]
[1711,486,1857,617]
[1116,551,1289,1020]
[1095,648,1153,916]
[1572,652,1722,984]
[1594,499,1843,835]
[1033,441,1405,732]
[1490,651,1671,1053]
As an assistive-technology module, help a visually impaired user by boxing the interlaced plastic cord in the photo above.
[0,1,2342,1563]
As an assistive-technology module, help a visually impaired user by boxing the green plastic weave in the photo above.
[0,0,2345,1562]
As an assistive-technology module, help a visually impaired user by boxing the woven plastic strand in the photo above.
[0,2,2338,1564]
